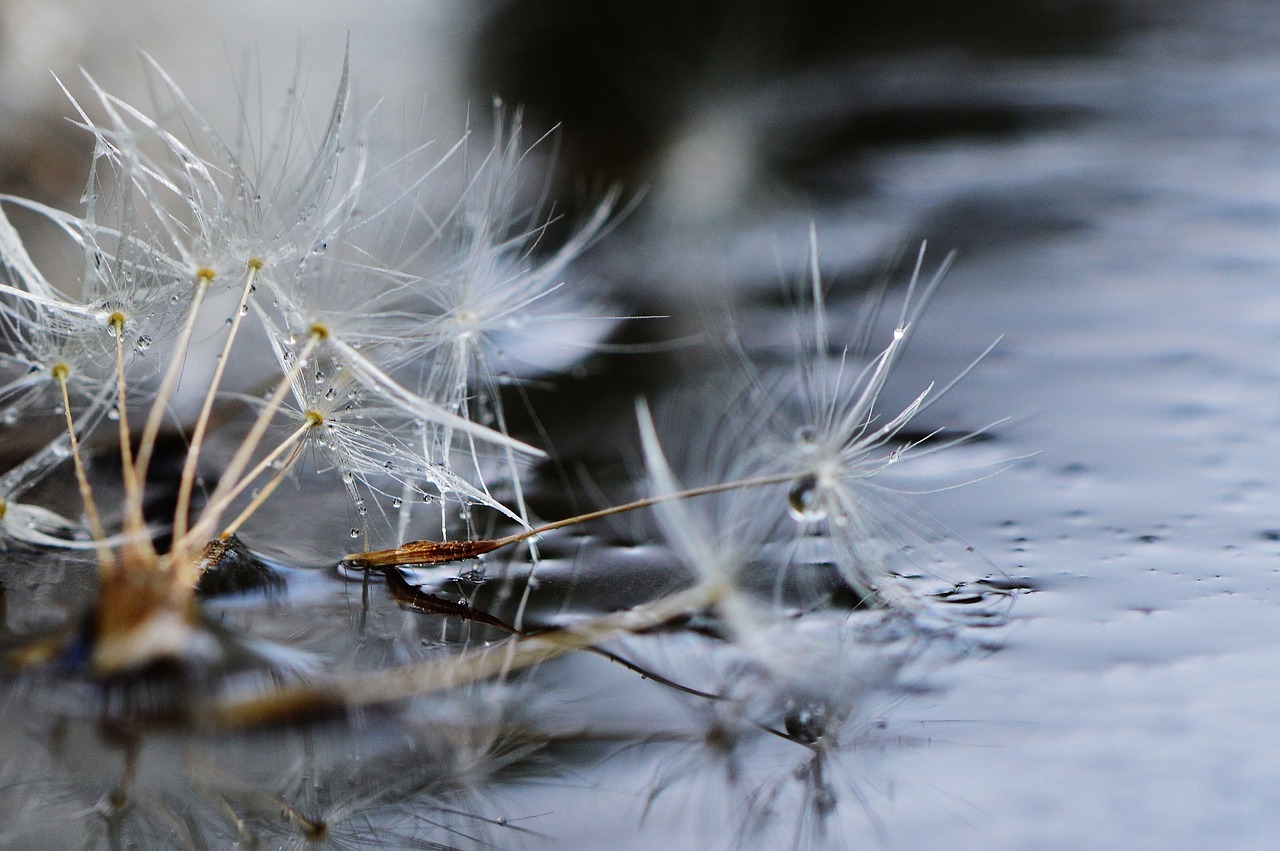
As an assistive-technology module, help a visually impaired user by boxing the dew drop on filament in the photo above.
[350,529,360,538]
[134,335,152,353]
[788,474,828,522]
[783,699,829,744]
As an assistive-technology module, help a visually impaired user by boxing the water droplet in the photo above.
[169,294,180,305]
[314,370,326,384]
[788,474,827,522]
[107,407,120,421]
[784,699,829,744]
[324,387,336,400]
[350,529,360,538]
[240,304,249,316]
[392,498,403,509]
[383,461,395,472]
[134,335,152,352]
[1,410,17,426]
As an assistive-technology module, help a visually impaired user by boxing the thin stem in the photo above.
[344,471,798,569]
[203,580,727,728]
[494,472,796,548]
[173,260,261,542]
[127,268,214,537]
[172,411,319,575]
[178,328,324,550]
[109,312,151,564]
[53,365,114,570]
[218,441,303,540]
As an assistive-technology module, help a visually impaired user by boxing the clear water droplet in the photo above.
[324,387,336,400]
[788,474,827,522]
[107,407,120,421]
[350,529,360,538]
[134,335,152,352]
[392,498,403,509]
[784,699,829,744]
